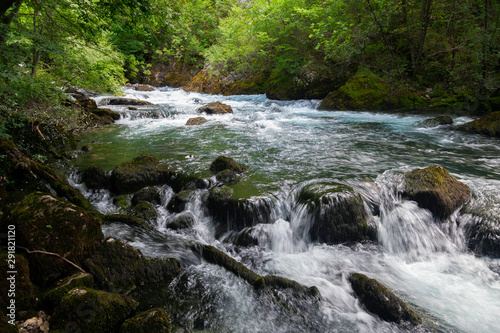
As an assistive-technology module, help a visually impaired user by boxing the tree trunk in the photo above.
[0,0,23,46]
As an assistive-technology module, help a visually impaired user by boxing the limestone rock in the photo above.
[197,101,233,115]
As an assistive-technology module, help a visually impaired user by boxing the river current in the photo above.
[69,86,500,332]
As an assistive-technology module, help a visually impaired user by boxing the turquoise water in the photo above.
[70,86,500,332]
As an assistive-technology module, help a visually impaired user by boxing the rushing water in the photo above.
[69,86,500,332]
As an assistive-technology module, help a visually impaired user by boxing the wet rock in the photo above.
[41,272,94,310]
[348,273,420,324]
[206,186,273,235]
[101,97,153,106]
[0,252,36,311]
[297,182,375,244]
[167,190,194,213]
[103,214,153,231]
[18,311,50,333]
[120,308,171,333]
[403,166,471,219]
[113,195,131,210]
[420,115,453,127]
[51,288,138,333]
[131,186,161,206]
[215,169,240,184]
[84,238,181,293]
[460,209,500,258]
[456,111,500,137]
[134,84,155,91]
[91,108,121,121]
[210,155,248,175]
[167,212,196,230]
[9,192,102,286]
[197,101,233,115]
[110,154,176,194]
[186,117,207,126]
[82,164,110,189]
[132,201,158,221]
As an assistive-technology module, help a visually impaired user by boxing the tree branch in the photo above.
[16,246,86,273]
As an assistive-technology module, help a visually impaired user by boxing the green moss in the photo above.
[266,70,307,100]
[457,111,500,138]
[113,195,131,210]
[42,272,94,310]
[0,252,36,312]
[52,288,138,333]
[103,214,153,231]
[209,155,248,174]
[120,308,171,333]
[132,201,158,221]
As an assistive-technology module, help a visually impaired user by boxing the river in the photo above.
[68,86,500,332]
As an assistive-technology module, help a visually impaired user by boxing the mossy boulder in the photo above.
[113,195,131,210]
[100,98,153,106]
[456,111,500,137]
[197,101,233,115]
[41,272,94,310]
[215,169,240,184]
[420,115,453,128]
[120,308,171,333]
[0,252,36,312]
[318,70,391,110]
[266,70,308,101]
[403,166,471,219]
[206,186,273,235]
[9,192,102,285]
[297,182,375,244]
[186,117,207,126]
[132,201,158,221]
[167,190,194,213]
[110,154,176,194]
[348,273,420,325]
[131,186,161,206]
[167,212,196,230]
[82,164,110,189]
[209,155,248,175]
[51,288,138,333]
[84,238,181,294]
[460,208,500,258]
[134,84,155,91]
[103,214,153,231]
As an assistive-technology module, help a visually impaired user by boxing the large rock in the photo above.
[41,272,94,310]
[186,117,207,126]
[120,308,171,333]
[456,111,500,137]
[209,155,248,174]
[167,190,194,213]
[349,273,420,324]
[131,186,161,206]
[82,164,110,189]
[297,182,375,244]
[134,84,155,91]
[100,97,153,106]
[9,192,102,285]
[110,154,176,194]
[103,214,153,231]
[420,115,453,128]
[84,238,181,294]
[197,101,233,115]
[460,208,500,258]
[403,166,471,219]
[51,288,138,333]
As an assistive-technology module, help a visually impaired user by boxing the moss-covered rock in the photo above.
[297,182,375,244]
[113,195,131,210]
[135,84,155,91]
[348,273,420,324]
[51,288,138,333]
[206,186,273,235]
[456,111,500,137]
[266,70,308,101]
[0,252,36,312]
[100,98,153,106]
[9,192,102,285]
[197,101,233,115]
[103,214,153,231]
[167,190,194,213]
[209,155,248,175]
[110,154,176,194]
[120,308,171,333]
[167,212,196,230]
[131,186,161,206]
[82,164,110,189]
[132,201,158,221]
[420,115,453,128]
[84,238,181,294]
[403,166,471,219]
[41,272,94,310]
[186,117,207,126]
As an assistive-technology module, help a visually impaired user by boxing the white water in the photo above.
[71,86,500,332]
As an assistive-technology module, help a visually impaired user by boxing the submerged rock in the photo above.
[51,288,138,333]
[403,166,470,219]
[420,115,453,127]
[167,212,196,230]
[120,308,171,333]
[348,273,420,325]
[297,182,375,244]
[167,190,194,213]
[186,116,207,126]
[460,208,500,258]
[197,101,233,115]
[456,111,500,137]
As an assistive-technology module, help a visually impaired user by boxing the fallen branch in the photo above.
[16,246,85,273]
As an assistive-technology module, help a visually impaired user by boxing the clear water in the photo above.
[69,86,500,332]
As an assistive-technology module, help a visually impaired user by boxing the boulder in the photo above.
[167,190,194,213]
[460,208,500,258]
[209,155,248,174]
[41,272,94,310]
[131,186,161,206]
[167,212,196,230]
[132,201,158,221]
[134,84,155,91]
[186,117,208,126]
[9,192,102,285]
[403,166,471,219]
[84,238,181,294]
[297,182,375,244]
[456,111,500,137]
[100,98,153,106]
[82,164,110,189]
[420,115,453,127]
[197,101,233,115]
[120,308,171,333]
[103,214,153,231]
[348,273,420,324]
[110,154,176,194]
[51,288,138,333]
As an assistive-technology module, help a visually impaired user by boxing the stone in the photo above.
[82,164,110,189]
[209,155,248,174]
[132,201,158,221]
[456,111,500,137]
[197,101,233,114]
[41,272,94,310]
[120,308,171,333]
[100,98,153,106]
[103,214,153,231]
[167,190,194,213]
[420,115,453,127]
[167,212,196,230]
[186,117,208,126]
[131,186,161,206]
[134,84,155,91]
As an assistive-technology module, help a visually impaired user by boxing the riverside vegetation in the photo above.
[1,0,500,332]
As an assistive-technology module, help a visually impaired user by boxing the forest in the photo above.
[1,0,499,133]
